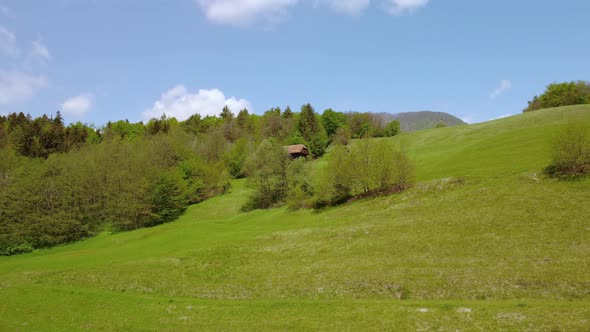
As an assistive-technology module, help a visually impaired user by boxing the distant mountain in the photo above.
[373,111,466,132]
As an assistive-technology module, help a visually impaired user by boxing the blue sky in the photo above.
[0,0,589,125]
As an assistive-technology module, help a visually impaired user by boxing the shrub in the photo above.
[435,120,448,128]
[545,124,590,178]
[0,242,34,256]
[286,157,315,209]
[384,120,401,137]
[243,139,290,210]
[317,140,414,206]
[315,145,354,207]
[364,140,414,194]
[392,149,415,190]
[332,126,351,146]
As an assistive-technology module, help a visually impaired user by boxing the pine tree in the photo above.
[298,104,328,156]
[237,109,251,130]
[220,106,234,122]
[282,106,293,119]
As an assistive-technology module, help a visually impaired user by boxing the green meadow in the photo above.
[1,105,589,331]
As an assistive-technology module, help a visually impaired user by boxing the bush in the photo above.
[0,242,34,256]
[545,124,590,178]
[332,127,351,145]
[324,145,355,204]
[392,149,415,190]
[243,139,290,210]
[384,120,401,137]
[286,157,315,209]
[317,140,414,206]
[435,120,448,128]
[362,140,414,194]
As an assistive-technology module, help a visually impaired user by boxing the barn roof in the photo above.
[286,144,308,154]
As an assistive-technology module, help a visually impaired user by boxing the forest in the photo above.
[0,104,403,255]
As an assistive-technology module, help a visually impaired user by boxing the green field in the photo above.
[1,106,589,331]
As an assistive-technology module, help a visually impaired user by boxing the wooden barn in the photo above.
[285,144,309,158]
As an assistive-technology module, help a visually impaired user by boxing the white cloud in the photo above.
[31,41,51,61]
[196,0,428,25]
[489,80,512,100]
[384,0,429,15]
[196,0,298,26]
[143,85,251,121]
[61,93,93,117]
[317,0,371,15]
[0,24,50,106]
[0,70,47,105]
[0,25,18,56]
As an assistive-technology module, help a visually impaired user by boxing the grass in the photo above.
[1,105,589,331]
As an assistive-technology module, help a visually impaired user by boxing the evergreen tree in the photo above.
[146,115,171,135]
[261,108,286,140]
[237,109,250,129]
[149,169,189,226]
[298,104,328,156]
[220,106,234,122]
[282,106,293,119]
[183,114,203,135]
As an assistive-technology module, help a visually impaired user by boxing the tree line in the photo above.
[523,81,590,113]
[0,104,402,255]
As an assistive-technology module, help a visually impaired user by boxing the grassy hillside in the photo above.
[1,105,589,331]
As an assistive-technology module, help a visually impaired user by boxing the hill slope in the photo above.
[0,106,589,330]
[374,110,466,131]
